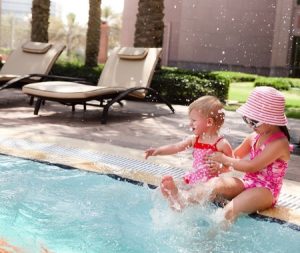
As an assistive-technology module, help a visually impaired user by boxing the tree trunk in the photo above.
[134,0,164,48]
[31,0,50,42]
[85,0,101,67]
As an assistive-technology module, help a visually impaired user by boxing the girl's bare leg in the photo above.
[160,176,224,209]
[223,187,273,222]
[160,175,251,212]
[160,176,179,198]
[160,176,185,210]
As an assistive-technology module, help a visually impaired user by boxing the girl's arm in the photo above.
[215,138,234,173]
[145,136,193,159]
[210,138,289,173]
[233,134,253,159]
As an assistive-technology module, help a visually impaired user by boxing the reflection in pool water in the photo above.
[0,155,299,253]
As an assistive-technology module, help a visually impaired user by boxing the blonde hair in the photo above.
[188,95,225,128]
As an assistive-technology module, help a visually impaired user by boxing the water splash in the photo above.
[149,187,228,253]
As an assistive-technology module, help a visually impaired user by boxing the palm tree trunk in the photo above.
[31,0,50,42]
[134,0,164,48]
[85,0,101,67]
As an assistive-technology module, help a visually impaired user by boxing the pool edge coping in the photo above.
[0,132,300,227]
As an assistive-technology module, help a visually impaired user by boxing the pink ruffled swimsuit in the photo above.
[184,136,224,184]
[242,132,288,206]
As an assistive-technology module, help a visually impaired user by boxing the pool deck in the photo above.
[0,89,300,225]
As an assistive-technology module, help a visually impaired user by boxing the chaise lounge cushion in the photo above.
[22,42,52,54]
[118,47,148,60]
[22,81,127,99]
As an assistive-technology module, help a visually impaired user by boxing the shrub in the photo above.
[254,77,291,90]
[212,71,257,82]
[288,78,300,89]
[151,67,229,105]
[51,60,104,84]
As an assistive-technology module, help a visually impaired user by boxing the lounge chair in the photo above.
[0,41,66,90]
[22,47,175,124]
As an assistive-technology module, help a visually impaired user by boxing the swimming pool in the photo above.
[0,154,299,253]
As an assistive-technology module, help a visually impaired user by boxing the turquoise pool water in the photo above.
[0,154,299,253]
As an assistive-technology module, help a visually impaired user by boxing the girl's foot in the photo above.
[160,176,178,198]
[160,176,184,210]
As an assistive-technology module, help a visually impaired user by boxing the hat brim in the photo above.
[236,104,288,126]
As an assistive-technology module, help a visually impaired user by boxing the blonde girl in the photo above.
[145,95,233,184]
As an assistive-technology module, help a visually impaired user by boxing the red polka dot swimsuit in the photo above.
[184,136,224,184]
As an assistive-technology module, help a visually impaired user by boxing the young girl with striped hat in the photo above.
[160,86,291,223]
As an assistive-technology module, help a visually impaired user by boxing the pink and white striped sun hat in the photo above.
[236,86,287,126]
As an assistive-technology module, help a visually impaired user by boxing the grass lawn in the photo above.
[226,82,300,119]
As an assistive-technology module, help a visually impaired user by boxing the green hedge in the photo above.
[254,77,291,90]
[211,71,257,82]
[51,60,104,84]
[253,77,300,90]
[150,67,229,105]
[288,78,300,89]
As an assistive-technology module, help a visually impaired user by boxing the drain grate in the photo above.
[0,137,185,179]
[0,136,299,211]
[277,192,300,210]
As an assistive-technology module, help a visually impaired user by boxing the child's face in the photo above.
[189,109,211,135]
[253,123,275,135]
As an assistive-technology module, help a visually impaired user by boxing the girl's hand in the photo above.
[205,159,225,174]
[206,151,225,163]
[205,152,227,174]
[144,148,157,159]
